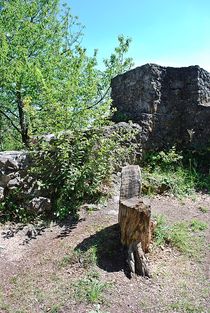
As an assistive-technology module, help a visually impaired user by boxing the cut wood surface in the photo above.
[119,165,153,277]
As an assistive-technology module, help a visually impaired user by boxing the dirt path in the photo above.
[0,192,209,313]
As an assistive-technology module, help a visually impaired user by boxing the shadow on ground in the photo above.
[75,223,130,277]
[55,216,85,239]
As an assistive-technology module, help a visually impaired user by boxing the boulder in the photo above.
[29,197,51,214]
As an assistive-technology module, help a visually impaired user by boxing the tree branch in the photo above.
[1,105,19,118]
[0,108,21,134]
[84,86,111,111]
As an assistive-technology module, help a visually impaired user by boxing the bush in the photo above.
[141,146,210,197]
[30,126,137,219]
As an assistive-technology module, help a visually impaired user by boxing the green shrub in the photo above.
[0,189,34,223]
[30,126,137,219]
[142,146,210,197]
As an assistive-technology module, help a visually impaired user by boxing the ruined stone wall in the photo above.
[0,151,51,214]
[111,64,210,150]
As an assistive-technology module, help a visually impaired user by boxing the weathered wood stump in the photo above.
[119,165,153,277]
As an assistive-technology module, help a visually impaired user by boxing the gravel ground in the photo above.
[0,189,209,313]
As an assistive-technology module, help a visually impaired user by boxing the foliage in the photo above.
[145,146,183,170]
[0,0,133,149]
[0,0,136,220]
[142,146,210,197]
[30,126,137,219]
[153,215,207,257]
[0,188,34,222]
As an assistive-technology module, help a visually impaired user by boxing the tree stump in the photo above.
[119,165,153,277]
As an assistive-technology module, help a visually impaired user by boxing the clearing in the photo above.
[0,179,209,313]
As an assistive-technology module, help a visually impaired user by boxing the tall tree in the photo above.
[0,0,133,148]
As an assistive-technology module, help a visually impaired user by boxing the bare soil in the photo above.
[0,187,210,313]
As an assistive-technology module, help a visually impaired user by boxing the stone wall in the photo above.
[111,64,210,150]
[0,151,51,214]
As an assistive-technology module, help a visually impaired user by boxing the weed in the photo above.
[142,167,195,197]
[79,247,98,268]
[74,271,107,304]
[10,275,18,285]
[190,220,208,231]
[198,206,209,213]
[58,254,72,268]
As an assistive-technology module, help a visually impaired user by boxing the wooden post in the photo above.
[119,165,153,277]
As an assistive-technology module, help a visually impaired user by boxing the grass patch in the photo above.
[74,271,108,304]
[142,168,195,197]
[48,304,61,313]
[58,247,97,269]
[190,220,208,231]
[170,300,205,313]
[153,215,207,257]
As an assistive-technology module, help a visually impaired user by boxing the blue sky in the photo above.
[67,0,210,71]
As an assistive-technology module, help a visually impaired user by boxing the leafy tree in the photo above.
[0,0,136,221]
[0,0,133,148]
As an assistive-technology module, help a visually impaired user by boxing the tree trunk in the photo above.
[16,85,30,147]
[119,165,153,277]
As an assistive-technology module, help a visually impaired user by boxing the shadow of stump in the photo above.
[75,223,130,277]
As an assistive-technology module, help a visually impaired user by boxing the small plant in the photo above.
[144,146,183,170]
[74,271,107,304]
[198,206,208,213]
[58,255,72,268]
[190,220,208,231]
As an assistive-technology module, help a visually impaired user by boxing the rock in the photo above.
[111,64,210,151]
[7,176,21,188]
[29,197,51,214]
[81,203,99,211]
[0,187,4,201]
[0,174,11,187]
[6,158,18,170]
